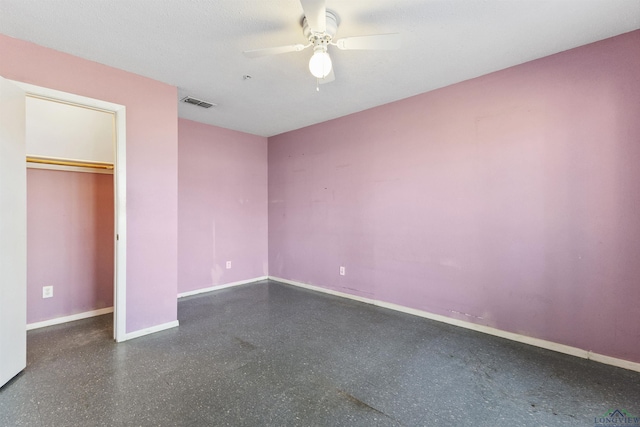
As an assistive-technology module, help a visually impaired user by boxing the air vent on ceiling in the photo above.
[181,96,216,109]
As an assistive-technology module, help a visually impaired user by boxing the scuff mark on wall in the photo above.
[438,258,463,270]
[210,219,223,285]
[450,310,485,321]
[210,264,223,286]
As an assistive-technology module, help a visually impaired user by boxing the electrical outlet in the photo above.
[226,261,232,269]
[339,266,345,276]
[42,286,53,299]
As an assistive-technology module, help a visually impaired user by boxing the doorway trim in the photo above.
[12,80,127,342]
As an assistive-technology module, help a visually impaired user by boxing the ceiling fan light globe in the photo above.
[309,51,332,78]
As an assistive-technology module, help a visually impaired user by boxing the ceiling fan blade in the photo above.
[319,67,335,84]
[335,33,401,51]
[243,44,307,58]
[300,0,326,33]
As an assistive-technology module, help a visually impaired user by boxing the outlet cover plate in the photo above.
[42,286,53,298]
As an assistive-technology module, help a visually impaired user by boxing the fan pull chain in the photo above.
[316,78,320,92]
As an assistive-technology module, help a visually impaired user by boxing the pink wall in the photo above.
[178,119,268,293]
[27,169,114,323]
[1,34,178,333]
[269,31,640,363]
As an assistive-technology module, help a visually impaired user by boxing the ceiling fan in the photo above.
[243,0,400,86]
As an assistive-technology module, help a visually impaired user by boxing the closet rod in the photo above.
[26,156,114,170]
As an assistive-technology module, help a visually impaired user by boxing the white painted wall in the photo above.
[26,96,114,163]
[0,77,27,388]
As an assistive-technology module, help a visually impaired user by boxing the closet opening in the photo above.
[13,81,127,342]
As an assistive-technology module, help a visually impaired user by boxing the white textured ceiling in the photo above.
[1,1,639,137]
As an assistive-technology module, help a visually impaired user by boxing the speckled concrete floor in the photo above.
[1,280,639,426]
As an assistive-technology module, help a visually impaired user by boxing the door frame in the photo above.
[12,80,127,342]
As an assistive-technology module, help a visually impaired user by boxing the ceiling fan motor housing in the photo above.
[302,9,339,41]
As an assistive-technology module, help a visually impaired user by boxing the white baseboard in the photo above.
[27,307,114,331]
[177,276,268,298]
[269,276,640,373]
[123,320,179,341]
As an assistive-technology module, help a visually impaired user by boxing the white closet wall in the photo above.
[26,96,113,163]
